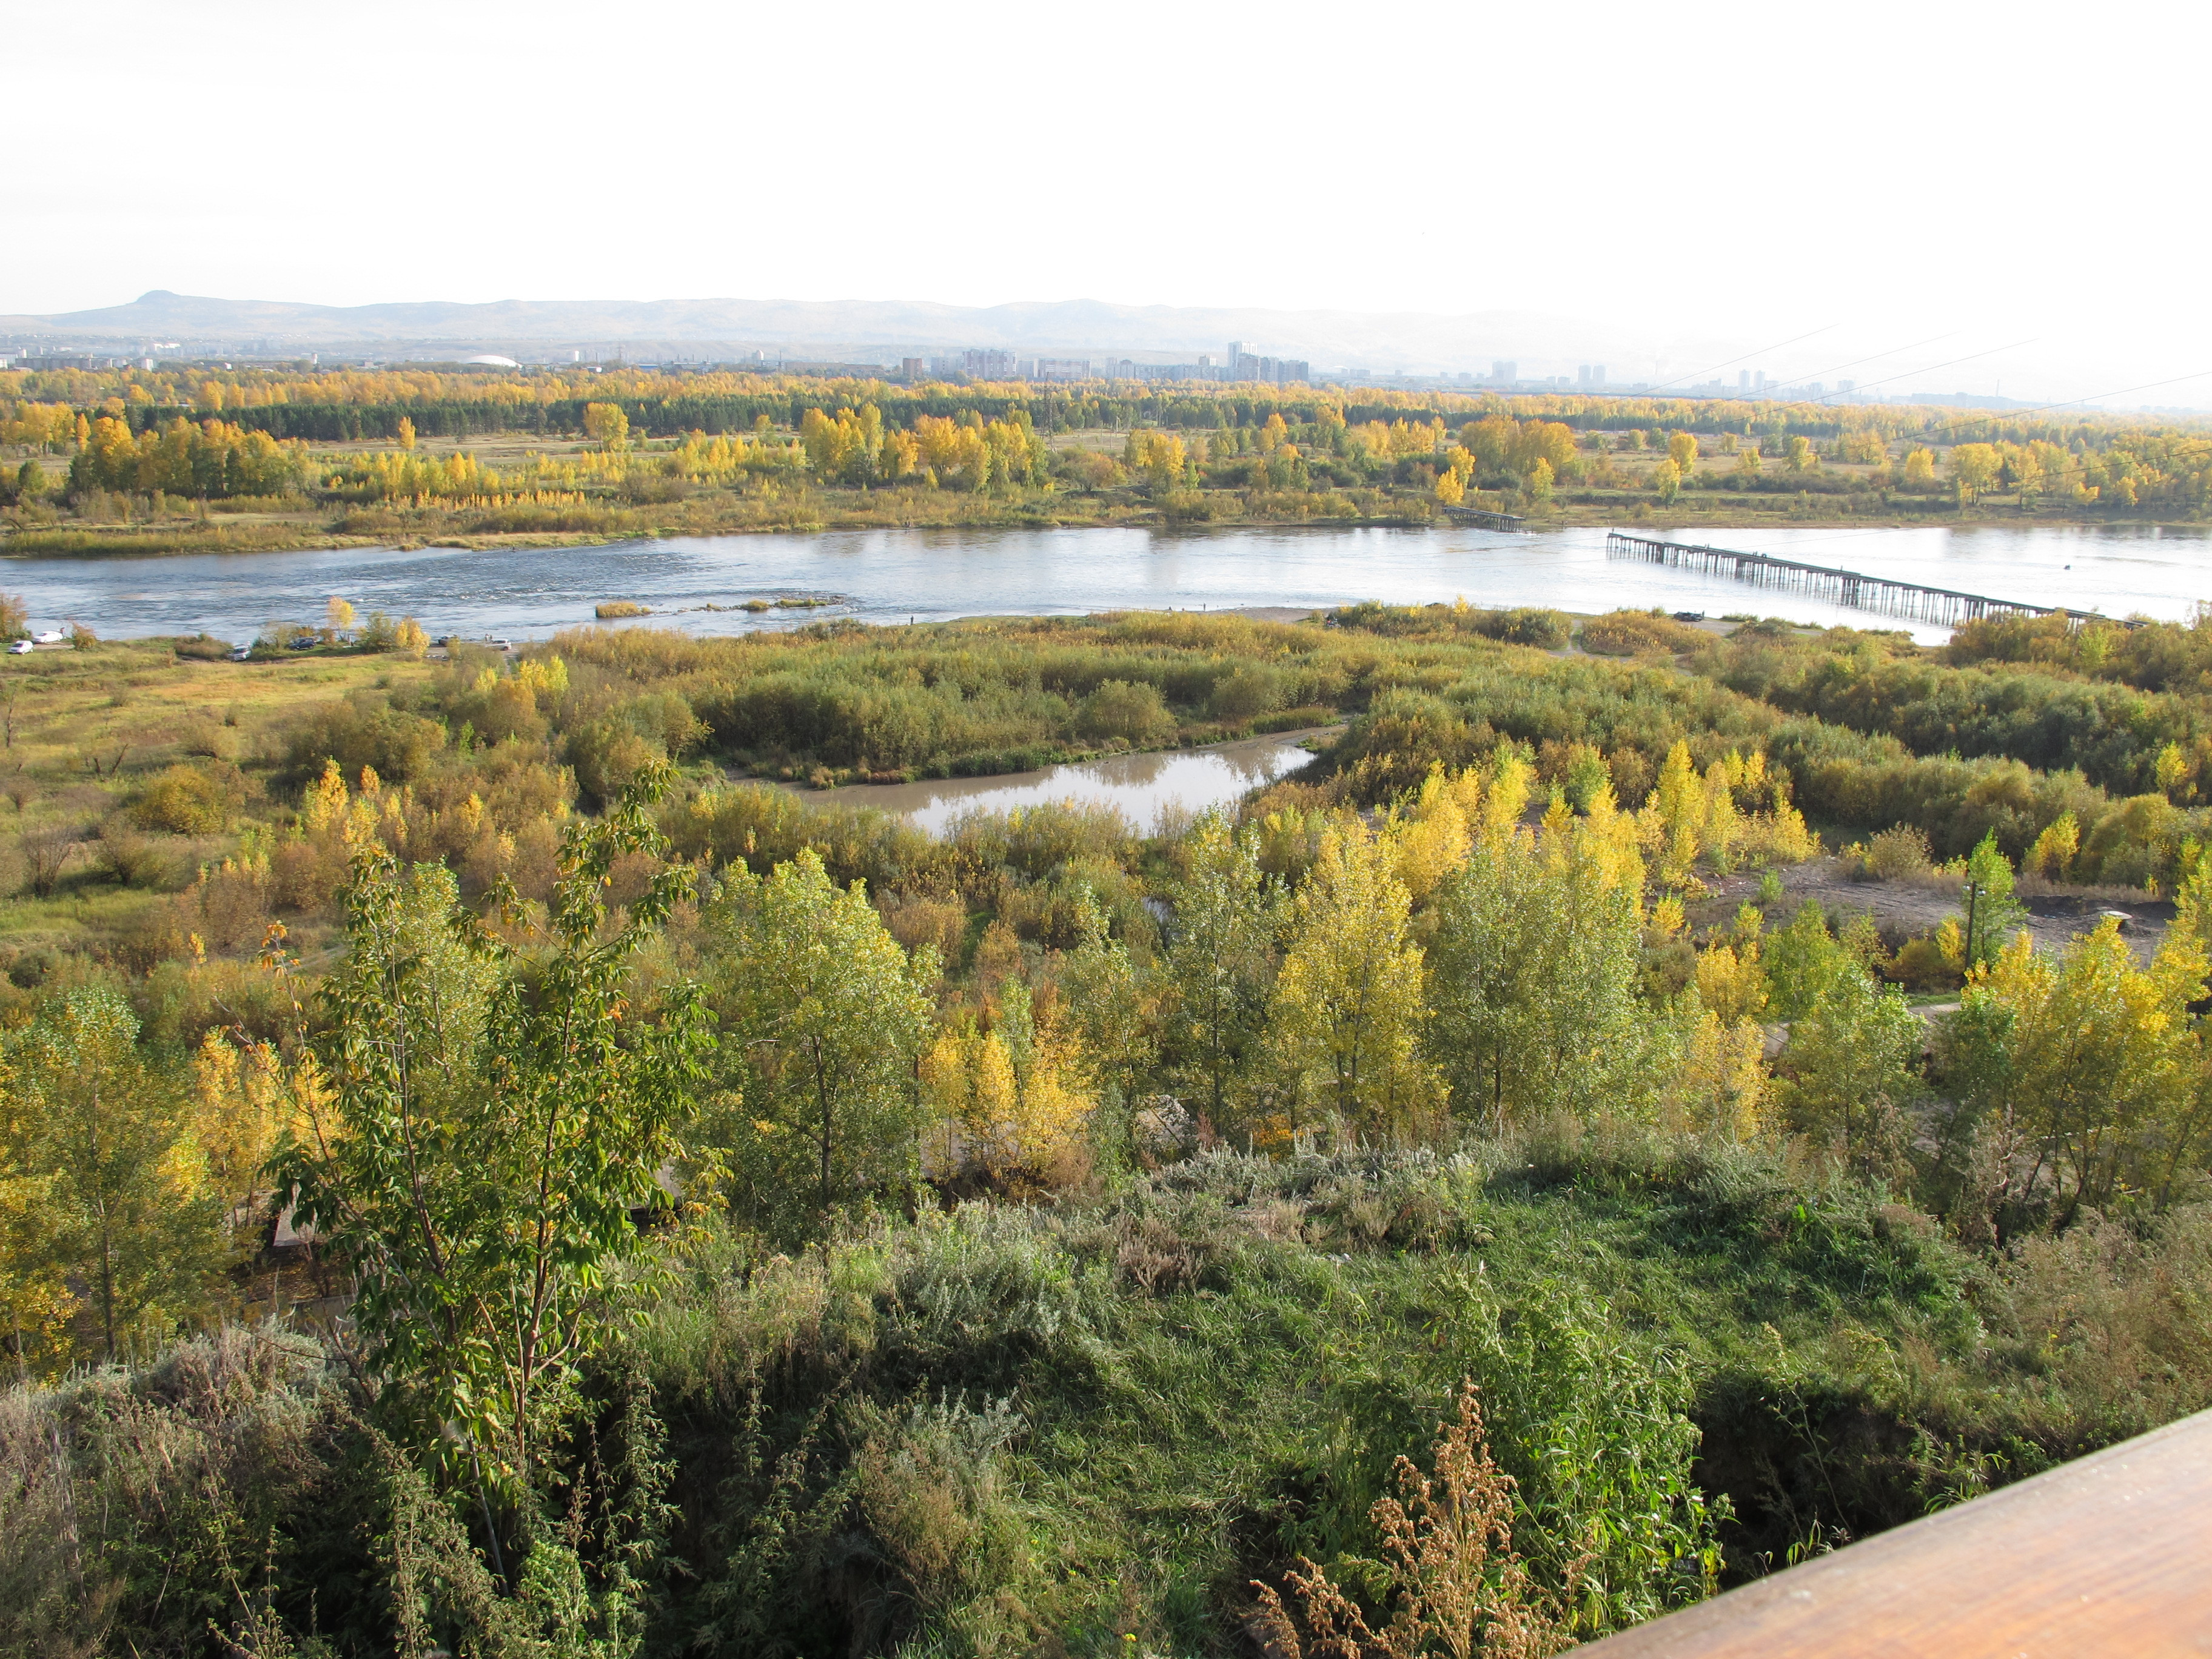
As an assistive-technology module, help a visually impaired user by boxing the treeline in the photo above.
[10,362,2207,451]
[67,414,313,498]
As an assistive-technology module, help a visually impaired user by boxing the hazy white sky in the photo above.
[12,0,2210,402]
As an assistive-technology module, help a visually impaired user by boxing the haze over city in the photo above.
[11,0,2211,406]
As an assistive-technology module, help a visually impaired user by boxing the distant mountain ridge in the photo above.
[0,290,1704,378]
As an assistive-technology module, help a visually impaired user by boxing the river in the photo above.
[4,521,2207,646]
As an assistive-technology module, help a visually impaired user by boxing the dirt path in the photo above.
[1701,856,2169,960]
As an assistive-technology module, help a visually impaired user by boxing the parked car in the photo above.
[32,631,64,645]
[486,636,512,652]
[7,640,32,655]
[228,645,252,662]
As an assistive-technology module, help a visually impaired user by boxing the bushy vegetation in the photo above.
[3,607,2212,1654]
[8,368,2208,556]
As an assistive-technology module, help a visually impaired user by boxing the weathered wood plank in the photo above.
[1581,1407,2212,1658]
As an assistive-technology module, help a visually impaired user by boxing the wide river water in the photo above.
[6,521,2209,648]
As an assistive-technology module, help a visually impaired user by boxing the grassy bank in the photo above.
[13,1129,2204,1657]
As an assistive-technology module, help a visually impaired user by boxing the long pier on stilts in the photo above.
[1604,531,2108,629]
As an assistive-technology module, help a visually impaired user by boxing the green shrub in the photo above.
[1078,678,1175,746]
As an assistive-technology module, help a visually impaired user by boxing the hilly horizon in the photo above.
[0,289,1723,380]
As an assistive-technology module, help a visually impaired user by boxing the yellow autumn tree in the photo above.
[1948,911,2212,1221]
[1272,815,1436,1144]
[1664,1009,1769,1140]
[191,1030,306,1230]
[920,979,1096,1182]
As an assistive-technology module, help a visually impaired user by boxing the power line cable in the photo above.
[1806,338,2039,403]
[1639,324,1837,395]
[1904,369,2212,440]
[1753,332,1957,398]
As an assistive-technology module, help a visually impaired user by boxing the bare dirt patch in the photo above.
[1701,856,2169,961]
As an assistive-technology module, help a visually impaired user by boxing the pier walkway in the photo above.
[1605,531,2105,628]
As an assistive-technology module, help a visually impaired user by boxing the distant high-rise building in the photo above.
[1738,369,1749,391]
[1754,370,1769,392]
[899,357,926,378]
[1224,343,1305,384]
[1837,379,1855,394]
[961,348,1017,378]
[1492,360,1517,385]
[1576,364,1607,387]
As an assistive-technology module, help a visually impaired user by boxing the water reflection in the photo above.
[786,730,1324,834]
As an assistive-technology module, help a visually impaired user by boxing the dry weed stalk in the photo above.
[1251,1381,1572,1659]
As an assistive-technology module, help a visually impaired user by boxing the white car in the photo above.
[32,631,64,645]
[7,640,32,655]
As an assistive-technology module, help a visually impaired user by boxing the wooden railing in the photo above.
[1580,1406,2212,1657]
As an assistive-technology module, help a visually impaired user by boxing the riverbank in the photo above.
[3,484,2197,561]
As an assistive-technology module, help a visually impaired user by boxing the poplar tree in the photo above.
[1427,818,1653,1133]
[13,988,224,1364]
[1271,817,1433,1142]
[1960,831,2027,970]
[712,848,936,1243]
[1162,813,1282,1134]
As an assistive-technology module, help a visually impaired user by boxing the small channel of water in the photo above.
[776,729,1326,834]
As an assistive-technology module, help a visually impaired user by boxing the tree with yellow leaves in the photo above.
[1662,1008,1768,1140]
[1943,905,2212,1225]
[582,401,630,447]
[12,988,227,1364]
[920,977,1097,1181]
[1272,815,1436,1143]
[191,1029,298,1231]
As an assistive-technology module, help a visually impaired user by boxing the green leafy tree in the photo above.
[1427,829,1654,1133]
[1961,830,2026,970]
[1162,813,1282,1134]
[1773,963,1927,1181]
[711,847,936,1244]
[277,768,708,1486]
[1762,899,1885,1022]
